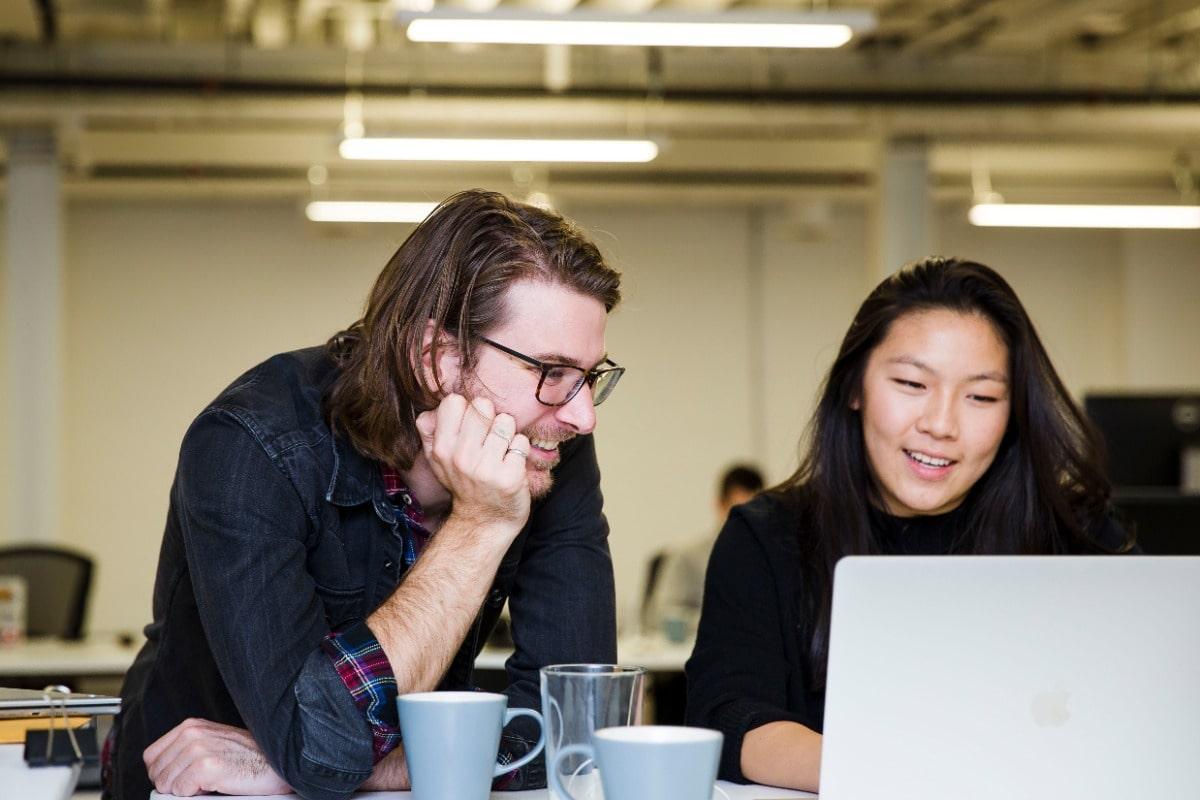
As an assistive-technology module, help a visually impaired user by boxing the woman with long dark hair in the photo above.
[685,256,1134,792]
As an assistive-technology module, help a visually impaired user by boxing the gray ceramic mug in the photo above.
[549,725,723,800]
[397,691,545,800]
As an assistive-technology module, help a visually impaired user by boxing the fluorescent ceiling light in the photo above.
[969,203,1200,230]
[403,10,874,49]
[305,201,437,223]
[339,137,658,163]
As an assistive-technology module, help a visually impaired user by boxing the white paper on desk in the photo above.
[0,744,81,800]
[714,779,817,800]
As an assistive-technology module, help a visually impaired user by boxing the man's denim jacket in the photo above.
[111,347,617,800]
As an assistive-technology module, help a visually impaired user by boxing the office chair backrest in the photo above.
[0,545,94,639]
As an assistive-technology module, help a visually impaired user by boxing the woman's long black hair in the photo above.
[775,256,1131,687]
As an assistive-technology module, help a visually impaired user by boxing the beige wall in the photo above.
[759,203,873,482]
[1121,232,1200,390]
[0,214,6,548]
[1,197,1198,636]
[938,212,1128,395]
[57,201,406,634]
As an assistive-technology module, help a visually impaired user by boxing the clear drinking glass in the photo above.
[540,664,647,800]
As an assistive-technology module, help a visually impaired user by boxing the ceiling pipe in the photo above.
[7,71,1200,106]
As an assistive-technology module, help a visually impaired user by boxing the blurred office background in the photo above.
[1,0,1199,641]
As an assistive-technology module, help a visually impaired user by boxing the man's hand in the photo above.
[144,718,292,797]
[416,394,532,534]
[365,394,534,695]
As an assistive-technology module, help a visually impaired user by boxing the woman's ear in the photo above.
[421,320,461,395]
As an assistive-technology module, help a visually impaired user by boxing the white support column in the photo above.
[4,129,63,543]
[872,137,935,283]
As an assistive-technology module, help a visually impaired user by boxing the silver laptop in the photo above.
[0,687,121,718]
[820,556,1200,800]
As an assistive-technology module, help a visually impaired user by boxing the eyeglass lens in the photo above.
[537,366,622,406]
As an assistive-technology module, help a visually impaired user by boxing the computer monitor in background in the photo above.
[1084,394,1200,489]
[1085,393,1200,555]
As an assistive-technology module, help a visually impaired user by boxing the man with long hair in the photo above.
[110,190,625,799]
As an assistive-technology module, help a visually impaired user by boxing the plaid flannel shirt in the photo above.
[318,467,430,762]
[319,467,528,788]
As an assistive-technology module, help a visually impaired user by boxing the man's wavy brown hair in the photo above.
[324,189,621,470]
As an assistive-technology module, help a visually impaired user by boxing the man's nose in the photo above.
[555,384,597,434]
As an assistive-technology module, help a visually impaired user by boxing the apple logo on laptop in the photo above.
[1031,689,1072,727]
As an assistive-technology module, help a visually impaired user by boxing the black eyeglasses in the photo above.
[479,336,625,407]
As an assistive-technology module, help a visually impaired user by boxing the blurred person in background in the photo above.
[643,463,764,725]
[643,463,765,636]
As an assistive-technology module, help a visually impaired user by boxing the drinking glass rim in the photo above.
[540,663,647,676]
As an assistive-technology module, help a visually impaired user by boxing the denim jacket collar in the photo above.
[325,428,397,526]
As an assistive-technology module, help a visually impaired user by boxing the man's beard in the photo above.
[458,375,567,500]
[523,423,566,499]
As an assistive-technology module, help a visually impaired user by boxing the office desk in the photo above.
[0,636,682,679]
[475,635,694,724]
[618,634,694,671]
[1,634,688,680]
[0,636,139,680]
[153,780,814,799]
[2,635,688,681]
[475,635,693,672]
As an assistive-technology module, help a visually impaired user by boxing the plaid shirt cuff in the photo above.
[493,727,541,790]
[320,621,401,762]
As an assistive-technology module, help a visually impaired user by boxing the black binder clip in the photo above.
[23,685,99,768]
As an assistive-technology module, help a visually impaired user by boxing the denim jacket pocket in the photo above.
[313,583,367,629]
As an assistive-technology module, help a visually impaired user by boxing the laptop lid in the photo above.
[820,556,1200,800]
[0,687,121,719]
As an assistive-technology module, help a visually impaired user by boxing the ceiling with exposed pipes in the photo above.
[2,1,1199,206]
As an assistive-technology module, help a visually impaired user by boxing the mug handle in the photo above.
[547,743,594,800]
[493,707,547,777]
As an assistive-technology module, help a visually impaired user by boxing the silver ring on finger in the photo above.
[506,447,529,459]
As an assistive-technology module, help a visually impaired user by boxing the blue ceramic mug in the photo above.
[549,725,722,800]
[397,691,545,800]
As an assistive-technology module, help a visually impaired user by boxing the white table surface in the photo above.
[475,634,694,673]
[152,780,814,799]
[617,634,695,672]
[0,636,141,678]
[1,634,690,681]
[0,742,81,800]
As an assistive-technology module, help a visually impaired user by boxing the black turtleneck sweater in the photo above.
[684,490,1129,783]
